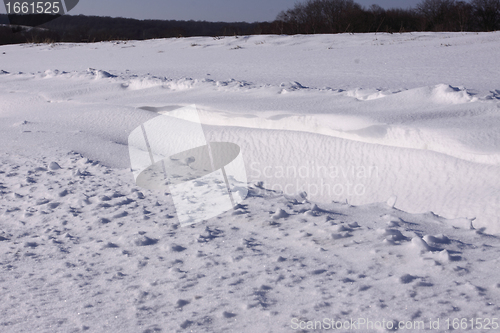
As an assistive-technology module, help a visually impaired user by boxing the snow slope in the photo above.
[0,32,500,332]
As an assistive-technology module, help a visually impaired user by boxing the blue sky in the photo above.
[2,0,422,22]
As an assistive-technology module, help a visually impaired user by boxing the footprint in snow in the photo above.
[134,235,158,246]
[49,162,61,170]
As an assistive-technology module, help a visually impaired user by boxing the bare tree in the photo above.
[471,0,500,30]
[274,0,499,34]
[416,0,457,30]
[321,0,360,33]
[455,1,474,31]
[368,4,386,33]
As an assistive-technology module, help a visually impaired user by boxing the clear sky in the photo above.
[2,0,423,22]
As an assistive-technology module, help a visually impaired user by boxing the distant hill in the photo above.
[0,14,275,45]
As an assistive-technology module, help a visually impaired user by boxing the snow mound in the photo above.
[87,68,116,79]
[279,81,308,94]
[42,69,60,78]
[124,77,165,90]
[165,77,196,90]
[431,84,477,104]
[398,84,477,105]
[345,88,390,100]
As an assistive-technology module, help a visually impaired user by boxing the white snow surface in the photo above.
[1,32,500,332]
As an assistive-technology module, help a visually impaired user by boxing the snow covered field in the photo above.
[0,32,499,332]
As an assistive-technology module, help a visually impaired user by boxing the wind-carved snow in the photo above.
[0,31,500,332]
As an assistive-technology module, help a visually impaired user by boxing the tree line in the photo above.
[0,0,499,45]
[271,0,500,34]
[0,14,258,44]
